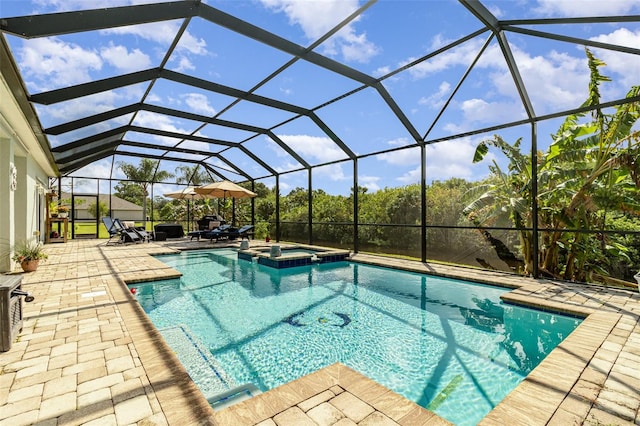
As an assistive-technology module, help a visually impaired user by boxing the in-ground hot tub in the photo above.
[238,244,350,268]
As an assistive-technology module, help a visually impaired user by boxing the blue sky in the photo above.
[1,0,639,197]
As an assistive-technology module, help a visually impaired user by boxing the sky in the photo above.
[1,0,639,197]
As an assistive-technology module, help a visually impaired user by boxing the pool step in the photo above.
[159,325,236,397]
[208,383,262,411]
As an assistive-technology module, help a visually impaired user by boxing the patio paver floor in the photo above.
[1,239,638,425]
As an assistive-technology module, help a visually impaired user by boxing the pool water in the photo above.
[132,249,581,425]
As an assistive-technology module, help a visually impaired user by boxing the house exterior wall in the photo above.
[0,116,51,272]
[1,46,56,273]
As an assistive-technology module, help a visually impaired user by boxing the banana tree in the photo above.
[466,49,640,281]
[463,136,535,274]
[538,49,639,280]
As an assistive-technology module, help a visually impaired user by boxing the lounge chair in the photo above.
[102,217,141,244]
[202,224,232,241]
[102,216,119,245]
[116,219,151,242]
[188,220,221,240]
[224,225,255,240]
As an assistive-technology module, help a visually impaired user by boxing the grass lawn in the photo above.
[72,221,153,239]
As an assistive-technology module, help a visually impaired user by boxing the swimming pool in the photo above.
[131,249,581,425]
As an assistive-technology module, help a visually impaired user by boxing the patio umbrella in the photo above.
[194,181,257,224]
[163,186,209,231]
[194,180,257,199]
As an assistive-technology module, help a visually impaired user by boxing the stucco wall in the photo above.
[0,67,56,272]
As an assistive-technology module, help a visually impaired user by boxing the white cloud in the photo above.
[102,21,206,55]
[170,56,196,73]
[590,28,640,90]
[335,27,380,63]
[375,138,420,166]
[146,92,162,103]
[375,137,495,185]
[396,167,421,184]
[359,175,380,192]
[405,37,484,79]
[372,65,391,78]
[260,0,379,63]
[274,159,302,173]
[101,44,151,72]
[132,110,194,146]
[277,134,348,163]
[178,140,214,154]
[505,48,588,111]
[534,0,640,17]
[418,81,452,110]
[181,93,216,116]
[261,0,354,39]
[19,37,102,87]
[104,21,173,43]
[72,159,117,180]
[33,1,206,54]
[175,29,208,56]
[44,91,128,122]
[460,98,526,125]
[425,139,490,182]
[314,163,347,181]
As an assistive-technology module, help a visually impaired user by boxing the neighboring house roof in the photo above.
[61,193,143,211]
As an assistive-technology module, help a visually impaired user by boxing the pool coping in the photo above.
[239,243,351,268]
[213,363,448,425]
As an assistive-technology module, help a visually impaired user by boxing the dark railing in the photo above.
[274,221,640,282]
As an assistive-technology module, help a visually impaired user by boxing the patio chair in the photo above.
[224,225,255,240]
[102,216,119,245]
[202,224,232,241]
[102,217,140,245]
[188,220,221,240]
[116,219,151,242]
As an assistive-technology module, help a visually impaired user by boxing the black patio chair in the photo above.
[102,217,141,245]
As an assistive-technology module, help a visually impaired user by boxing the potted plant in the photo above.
[49,200,58,218]
[57,205,70,218]
[12,239,48,272]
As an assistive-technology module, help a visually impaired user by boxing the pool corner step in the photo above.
[208,383,262,411]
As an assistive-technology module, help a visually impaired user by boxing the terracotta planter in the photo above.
[20,259,40,272]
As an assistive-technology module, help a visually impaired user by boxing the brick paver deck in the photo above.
[1,239,638,425]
